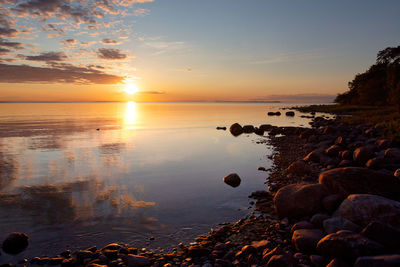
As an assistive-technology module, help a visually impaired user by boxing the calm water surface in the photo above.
[0,102,316,259]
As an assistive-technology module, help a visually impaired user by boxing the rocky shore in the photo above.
[1,111,400,266]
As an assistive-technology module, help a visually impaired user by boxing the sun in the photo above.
[124,84,139,95]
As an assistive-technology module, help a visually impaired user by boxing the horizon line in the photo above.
[0,100,334,104]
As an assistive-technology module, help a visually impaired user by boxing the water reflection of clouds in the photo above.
[0,178,157,227]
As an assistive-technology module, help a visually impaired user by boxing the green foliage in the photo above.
[335,45,400,108]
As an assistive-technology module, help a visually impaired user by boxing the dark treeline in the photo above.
[335,45,400,109]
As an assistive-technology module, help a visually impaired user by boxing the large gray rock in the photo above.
[274,183,329,218]
[319,167,400,201]
[323,217,361,234]
[317,230,384,259]
[222,173,241,188]
[292,229,325,253]
[335,194,400,229]
[2,232,29,255]
[354,255,400,267]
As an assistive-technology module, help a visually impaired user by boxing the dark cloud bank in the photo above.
[0,63,124,84]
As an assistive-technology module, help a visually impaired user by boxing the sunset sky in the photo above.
[0,0,400,102]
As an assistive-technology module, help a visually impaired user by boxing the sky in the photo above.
[0,0,399,102]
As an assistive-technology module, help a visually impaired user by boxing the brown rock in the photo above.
[286,160,311,175]
[292,229,325,253]
[353,145,376,165]
[274,183,329,219]
[2,232,29,255]
[318,167,400,201]
[317,230,384,259]
[222,173,241,188]
[335,194,400,229]
[229,123,243,136]
[354,254,400,267]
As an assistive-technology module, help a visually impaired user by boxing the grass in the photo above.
[296,104,400,143]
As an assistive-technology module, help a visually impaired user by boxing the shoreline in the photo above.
[2,110,400,266]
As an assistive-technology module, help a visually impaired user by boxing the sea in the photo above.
[0,102,324,260]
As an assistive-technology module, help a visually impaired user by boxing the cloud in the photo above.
[25,51,67,62]
[139,90,164,94]
[12,0,97,24]
[0,26,18,37]
[101,38,121,45]
[60,38,77,46]
[251,93,335,103]
[97,48,127,60]
[0,63,124,84]
[0,47,10,55]
[117,0,154,7]
[0,38,23,49]
[134,8,149,16]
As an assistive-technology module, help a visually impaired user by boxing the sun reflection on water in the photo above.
[125,101,137,128]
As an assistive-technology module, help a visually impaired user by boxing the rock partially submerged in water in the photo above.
[2,232,29,254]
[268,111,281,116]
[216,126,227,130]
[229,123,243,136]
[222,173,241,187]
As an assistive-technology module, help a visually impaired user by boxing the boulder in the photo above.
[353,145,376,165]
[229,123,243,136]
[267,111,281,116]
[286,160,311,175]
[317,230,384,259]
[326,258,351,267]
[361,221,400,249]
[318,167,400,201]
[385,148,400,159]
[242,125,255,133]
[338,160,353,167]
[304,148,325,163]
[222,173,241,188]
[292,229,325,253]
[274,183,329,218]
[376,139,392,150]
[259,124,273,131]
[354,255,400,267]
[254,127,264,135]
[365,157,400,170]
[323,217,361,234]
[325,145,343,157]
[310,213,330,228]
[340,150,353,160]
[322,194,343,213]
[266,254,293,267]
[2,232,29,254]
[291,221,315,232]
[126,255,150,267]
[285,111,295,116]
[335,194,400,229]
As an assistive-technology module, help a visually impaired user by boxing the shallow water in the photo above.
[0,102,318,260]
